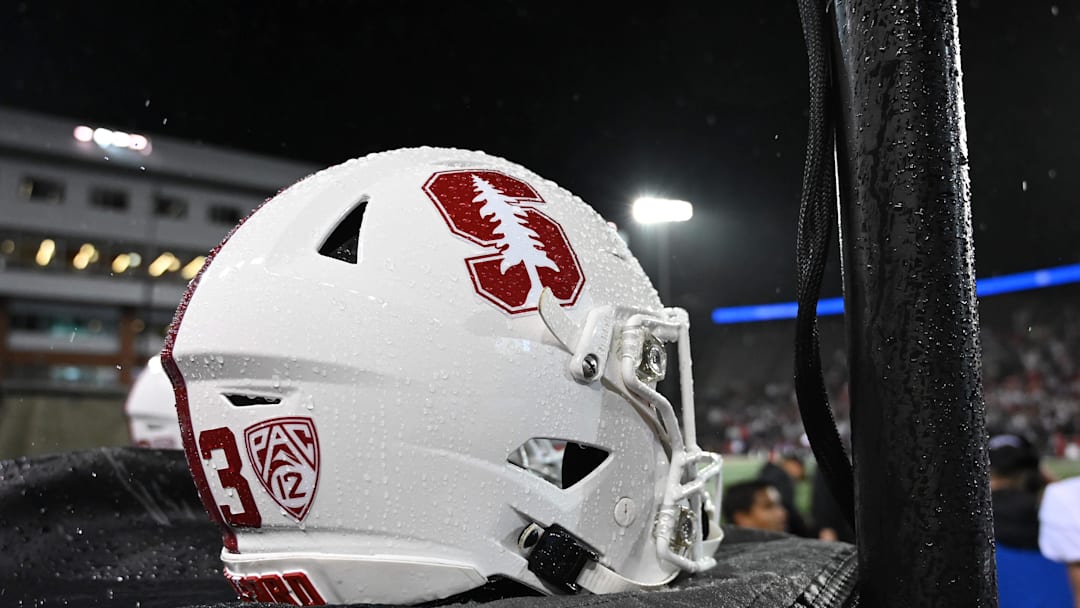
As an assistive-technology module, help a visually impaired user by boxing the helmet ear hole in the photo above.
[223,394,282,407]
[318,198,368,264]
[560,442,609,489]
[507,439,608,489]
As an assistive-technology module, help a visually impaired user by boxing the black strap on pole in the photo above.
[794,0,856,530]
[825,0,998,606]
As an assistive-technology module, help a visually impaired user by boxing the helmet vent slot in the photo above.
[507,438,609,489]
[224,394,282,407]
[318,198,368,264]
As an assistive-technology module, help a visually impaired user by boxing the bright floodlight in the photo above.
[73,125,94,142]
[632,197,693,224]
[110,131,132,148]
[93,128,113,146]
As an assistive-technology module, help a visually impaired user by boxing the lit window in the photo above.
[148,252,181,277]
[35,239,56,266]
[111,253,131,273]
[111,251,142,274]
[72,243,100,270]
[181,255,206,279]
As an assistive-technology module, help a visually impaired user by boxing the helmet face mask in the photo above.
[538,293,724,576]
[163,148,722,605]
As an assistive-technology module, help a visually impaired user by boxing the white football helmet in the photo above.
[163,147,722,605]
[124,354,182,449]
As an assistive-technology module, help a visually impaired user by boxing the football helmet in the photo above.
[124,354,182,449]
[163,147,723,605]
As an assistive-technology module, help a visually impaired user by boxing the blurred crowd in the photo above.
[982,294,1080,460]
[699,287,1080,462]
[708,288,1080,605]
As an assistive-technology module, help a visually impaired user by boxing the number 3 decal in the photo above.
[199,427,262,527]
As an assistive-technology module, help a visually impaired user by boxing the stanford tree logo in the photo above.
[423,170,585,314]
[244,417,320,522]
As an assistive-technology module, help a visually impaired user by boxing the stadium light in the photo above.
[75,125,152,154]
[631,197,693,305]
[110,131,132,148]
[129,134,150,151]
[73,126,94,142]
[632,197,694,224]
[92,128,112,146]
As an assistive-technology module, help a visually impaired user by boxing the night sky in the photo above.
[2,1,1078,321]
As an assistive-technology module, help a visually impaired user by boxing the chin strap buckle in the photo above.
[525,524,597,593]
[520,523,680,595]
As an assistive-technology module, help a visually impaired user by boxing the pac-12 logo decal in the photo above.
[244,417,320,522]
[423,170,585,314]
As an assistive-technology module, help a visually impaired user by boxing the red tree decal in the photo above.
[424,170,584,314]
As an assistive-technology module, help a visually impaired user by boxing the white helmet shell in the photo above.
[163,148,722,605]
[124,355,182,449]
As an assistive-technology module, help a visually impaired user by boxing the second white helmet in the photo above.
[125,355,182,449]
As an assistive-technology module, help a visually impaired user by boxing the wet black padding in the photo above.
[0,448,235,607]
[1,448,857,608]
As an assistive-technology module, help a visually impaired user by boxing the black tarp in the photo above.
[1,448,857,608]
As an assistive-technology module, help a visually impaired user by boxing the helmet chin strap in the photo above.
[519,522,679,594]
[575,551,679,594]
[537,289,724,581]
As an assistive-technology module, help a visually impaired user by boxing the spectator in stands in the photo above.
[759,452,811,537]
[989,433,1044,552]
[722,479,788,533]
[988,434,1073,608]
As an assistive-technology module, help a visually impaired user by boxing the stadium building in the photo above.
[0,106,316,455]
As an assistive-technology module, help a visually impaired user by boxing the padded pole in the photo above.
[830,1,998,606]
